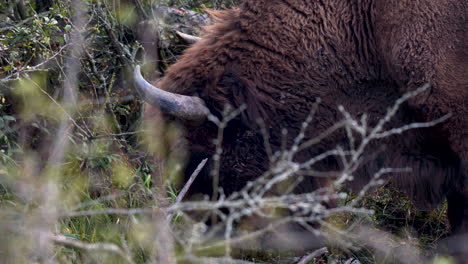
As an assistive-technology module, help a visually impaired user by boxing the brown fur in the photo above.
[146,0,468,233]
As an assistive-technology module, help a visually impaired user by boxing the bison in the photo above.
[134,0,468,237]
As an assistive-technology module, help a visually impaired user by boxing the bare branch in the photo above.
[167,158,208,221]
[296,247,329,264]
[49,233,136,264]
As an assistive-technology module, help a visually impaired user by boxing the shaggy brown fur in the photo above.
[146,0,468,233]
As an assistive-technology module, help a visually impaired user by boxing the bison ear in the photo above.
[217,71,267,128]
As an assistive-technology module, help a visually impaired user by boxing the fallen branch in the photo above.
[296,247,329,264]
[49,233,135,264]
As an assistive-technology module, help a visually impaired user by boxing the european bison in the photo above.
[134,0,468,234]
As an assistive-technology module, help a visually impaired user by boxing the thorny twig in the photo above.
[207,105,246,206]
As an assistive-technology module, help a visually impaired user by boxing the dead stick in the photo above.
[166,158,208,221]
[296,247,329,264]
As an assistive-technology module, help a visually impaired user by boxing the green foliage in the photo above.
[1,4,70,78]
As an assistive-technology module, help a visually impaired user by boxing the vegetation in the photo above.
[0,0,453,263]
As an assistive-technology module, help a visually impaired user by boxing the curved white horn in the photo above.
[176,31,201,44]
[134,65,209,122]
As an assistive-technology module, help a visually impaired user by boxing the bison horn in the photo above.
[134,65,209,122]
[176,31,201,44]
